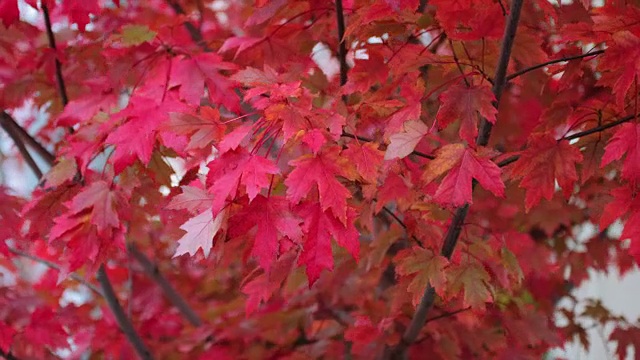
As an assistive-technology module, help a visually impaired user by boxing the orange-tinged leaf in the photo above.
[447,262,493,310]
[395,247,448,306]
[424,144,504,206]
[342,142,384,183]
[69,181,120,232]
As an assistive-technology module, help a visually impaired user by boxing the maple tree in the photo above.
[1,0,640,358]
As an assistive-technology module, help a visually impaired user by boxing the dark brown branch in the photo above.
[384,1,525,358]
[564,114,635,141]
[417,0,428,13]
[341,132,435,159]
[477,0,523,147]
[96,265,154,360]
[425,306,471,323]
[166,0,212,52]
[42,4,69,107]
[506,50,605,82]
[0,112,44,178]
[335,0,349,86]
[496,113,636,168]
[1,112,55,166]
[0,349,20,360]
[8,247,103,297]
[127,244,203,327]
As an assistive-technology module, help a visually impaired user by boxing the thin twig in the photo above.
[8,247,104,297]
[425,306,471,323]
[383,1,525,358]
[42,4,69,108]
[506,50,605,82]
[564,114,635,141]
[96,265,154,360]
[127,244,203,327]
[335,0,349,86]
[4,115,56,165]
[341,132,435,159]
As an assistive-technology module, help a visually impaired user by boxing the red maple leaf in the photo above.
[510,135,583,210]
[423,144,505,206]
[601,122,640,180]
[296,203,359,286]
[436,83,497,144]
[285,146,352,224]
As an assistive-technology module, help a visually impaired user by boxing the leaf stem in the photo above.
[96,265,154,360]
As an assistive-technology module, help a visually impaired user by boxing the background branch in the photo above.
[42,4,69,108]
[8,247,104,297]
[0,112,44,178]
[96,265,154,360]
[127,244,203,327]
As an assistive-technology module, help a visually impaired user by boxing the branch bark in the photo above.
[0,112,44,178]
[335,0,349,86]
[42,4,69,108]
[382,1,524,358]
[96,265,154,360]
[127,244,203,327]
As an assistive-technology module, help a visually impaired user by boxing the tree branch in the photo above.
[335,0,349,86]
[0,112,44,178]
[1,111,55,165]
[42,4,69,108]
[425,306,471,323]
[564,114,635,141]
[8,247,103,297]
[96,265,154,360]
[506,50,605,82]
[166,0,212,52]
[127,244,202,327]
[0,348,20,360]
[383,1,524,358]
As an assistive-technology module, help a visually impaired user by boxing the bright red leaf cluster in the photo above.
[0,0,639,359]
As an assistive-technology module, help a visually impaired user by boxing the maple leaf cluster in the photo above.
[0,0,639,359]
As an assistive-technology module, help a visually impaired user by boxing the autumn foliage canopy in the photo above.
[1,0,640,358]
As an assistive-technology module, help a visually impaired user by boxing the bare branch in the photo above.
[564,114,635,141]
[127,244,203,327]
[42,4,69,108]
[97,265,154,360]
[8,247,103,297]
[335,0,349,86]
[506,50,605,82]
[0,112,44,178]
